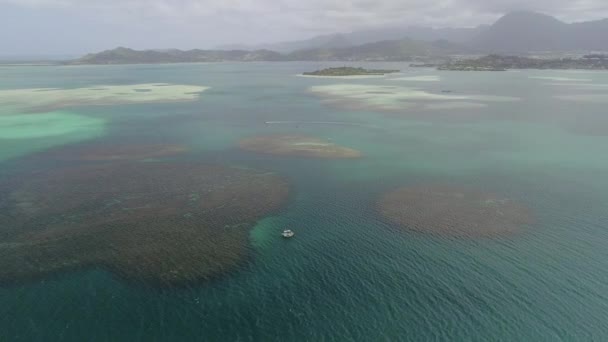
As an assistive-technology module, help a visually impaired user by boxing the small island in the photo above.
[302,67,400,76]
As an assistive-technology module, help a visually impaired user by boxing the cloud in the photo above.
[3,0,607,26]
[459,0,608,21]
[1,0,607,54]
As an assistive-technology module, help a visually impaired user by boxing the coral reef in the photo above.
[0,162,289,286]
[239,135,361,159]
[378,185,532,237]
[39,143,189,161]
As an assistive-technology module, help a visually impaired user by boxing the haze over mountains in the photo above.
[218,26,486,53]
[219,11,608,54]
[72,11,608,64]
[474,11,608,52]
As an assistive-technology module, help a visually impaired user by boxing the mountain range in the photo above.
[222,11,608,54]
[71,11,608,64]
[218,26,486,53]
[72,47,284,64]
[473,11,608,52]
[71,38,465,64]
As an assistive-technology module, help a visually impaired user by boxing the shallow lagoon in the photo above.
[1,63,608,341]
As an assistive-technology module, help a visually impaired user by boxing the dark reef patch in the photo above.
[239,135,362,159]
[36,143,189,162]
[378,185,532,237]
[0,162,289,287]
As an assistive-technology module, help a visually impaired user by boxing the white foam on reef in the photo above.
[309,83,520,111]
[555,94,608,103]
[529,76,592,82]
[296,74,386,79]
[544,83,608,89]
[424,102,487,110]
[310,84,466,100]
[0,83,209,112]
[561,69,606,74]
[265,121,366,127]
[389,75,441,82]
[292,142,330,146]
[468,95,522,102]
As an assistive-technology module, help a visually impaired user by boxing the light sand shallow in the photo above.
[0,83,209,113]
[529,76,592,82]
[555,94,608,103]
[389,75,441,82]
[309,84,518,112]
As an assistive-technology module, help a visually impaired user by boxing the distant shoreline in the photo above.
[2,58,608,72]
[434,55,608,71]
[0,62,60,67]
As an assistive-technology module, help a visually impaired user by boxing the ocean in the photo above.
[1,62,607,341]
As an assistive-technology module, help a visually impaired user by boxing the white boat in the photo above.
[282,229,295,238]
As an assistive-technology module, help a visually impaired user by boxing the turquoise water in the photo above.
[1,63,608,341]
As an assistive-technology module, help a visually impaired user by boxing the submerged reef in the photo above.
[378,185,532,237]
[0,111,106,162]
[38,143,189,161]
[0,112,105,140]
[0,162,289,286]
[238,135,361,159]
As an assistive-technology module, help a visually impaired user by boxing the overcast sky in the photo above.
[1,0,607,56]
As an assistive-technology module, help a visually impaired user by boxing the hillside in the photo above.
[71,47,284,64]
[220,12,608,55]
[69,11,608,65]
[473,11,608,52]
[70,38,471,64]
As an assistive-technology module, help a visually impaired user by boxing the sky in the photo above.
[1,0,607,56]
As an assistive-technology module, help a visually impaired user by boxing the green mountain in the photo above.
[221,11,608,55]
[70,47,284,64]
[69,38,470,65]
[67,12,608,65]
